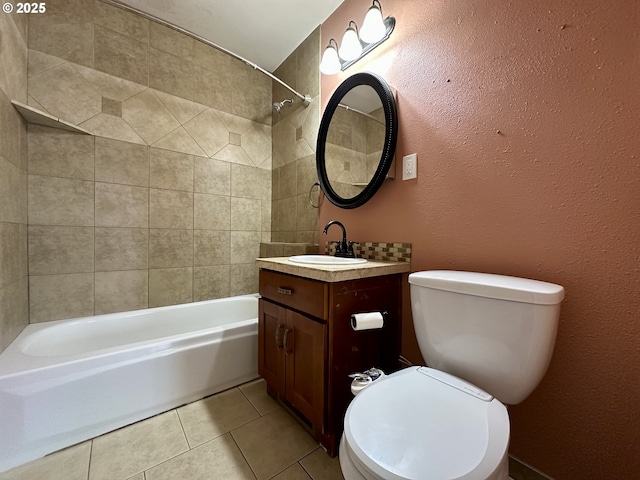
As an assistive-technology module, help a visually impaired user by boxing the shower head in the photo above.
[273,98,294,113]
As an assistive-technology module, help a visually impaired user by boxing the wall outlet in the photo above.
[403,153,417,180]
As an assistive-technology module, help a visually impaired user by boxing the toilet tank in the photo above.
[408,271,565,404]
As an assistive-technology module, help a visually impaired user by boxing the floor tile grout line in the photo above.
[86,439,93,480]
[228,429,259,480]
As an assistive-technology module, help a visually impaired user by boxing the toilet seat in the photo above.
[343,366,510,480]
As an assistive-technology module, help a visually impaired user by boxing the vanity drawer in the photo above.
[259,270,328,320]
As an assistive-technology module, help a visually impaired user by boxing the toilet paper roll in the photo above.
[350,312,384,331]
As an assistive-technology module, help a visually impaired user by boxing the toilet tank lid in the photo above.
[409,270,565,305]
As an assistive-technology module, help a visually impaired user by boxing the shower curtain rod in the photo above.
[102,0,311,107]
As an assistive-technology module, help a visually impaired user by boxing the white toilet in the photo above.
[340,270,565,480]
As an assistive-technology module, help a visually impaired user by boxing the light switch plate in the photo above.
[403,153,417,180]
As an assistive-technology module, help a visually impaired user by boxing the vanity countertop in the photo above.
[256,257,411,283]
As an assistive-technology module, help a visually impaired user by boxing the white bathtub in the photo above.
[0,294,259,473]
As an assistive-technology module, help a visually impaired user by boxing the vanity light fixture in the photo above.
[320,0,395,75]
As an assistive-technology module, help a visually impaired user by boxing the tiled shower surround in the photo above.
[0,11,28,350]
[0,0,321,330]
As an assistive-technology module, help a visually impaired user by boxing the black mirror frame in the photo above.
[316,72,398,209]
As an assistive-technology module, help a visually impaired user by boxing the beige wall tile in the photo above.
[148,267,192,308]
[94,24,148,85]
[149,148,194,192]
[0,158,26,225]
[95,137,149,186]
[149,229,193,268]
[95,0,149,43]
[231,198,261,231]
[27,49,53,84]
[278,163,297,199]
[149,188,194,229]
[0,12,27,103]
[28,225,94,275]
[230,231,261,264]
[194,230,230,266]
[193,265,230,301]
[0,90,23,169]
[0,277,29,351]
[28,8,94,67]
[95,270,148,315]
[95,182,148,227]
[101,97,121,116]
[79,113,147,145]
[149,48,194,101]
[121,89,181,145]
[152,127,207,157]
[193,65,232,113]
[0,222,24,288]
[149,22,195,62]
[194,157,230,195]
[72,62,147,102]
[296,155,317,196]
[212,144,252,166]
[295,194,318,233]
[230,68,272,125]
[240,123,271,166]
[194,194,230,230]
[183,109,229,157]
[29,273,94,322]
[28,125,95,180]
[89,411,188,480]
[231,163,271,200]
[153,90,207,125]
[28,175,94,226]
[95,227,148,272]
[28,63,102,126]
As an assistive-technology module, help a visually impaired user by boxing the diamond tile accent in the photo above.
[152,126,207,157]
[183,109,229,157]
[153,89,207,125]
[122,89,180,145]
[28,63,102,125]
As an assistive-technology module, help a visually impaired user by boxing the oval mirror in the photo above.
[316,72,398,209]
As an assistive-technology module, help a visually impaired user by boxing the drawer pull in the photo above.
[277,287,293,295]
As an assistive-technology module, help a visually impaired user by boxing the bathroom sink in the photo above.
[288,255,368,265]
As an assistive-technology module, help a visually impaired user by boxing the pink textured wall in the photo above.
[320,1,639,478]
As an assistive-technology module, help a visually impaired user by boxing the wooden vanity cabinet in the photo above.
[258,268,402,456]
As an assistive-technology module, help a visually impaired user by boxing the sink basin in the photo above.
[288,255,367,265]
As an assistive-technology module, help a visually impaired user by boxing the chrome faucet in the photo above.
[323,221,357,258]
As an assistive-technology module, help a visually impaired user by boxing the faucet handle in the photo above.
[329,240,343,255]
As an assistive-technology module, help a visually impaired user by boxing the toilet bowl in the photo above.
[339,270,564,480]
[340,367,510,480]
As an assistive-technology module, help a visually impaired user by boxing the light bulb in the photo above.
[360,2,386,44]
[338,23,362,61]
[319,43,341,75]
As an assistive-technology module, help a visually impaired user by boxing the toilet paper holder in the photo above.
[350,311,388,331]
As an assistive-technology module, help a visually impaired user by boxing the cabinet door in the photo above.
[258,299,286,396]
[284,310,326,429]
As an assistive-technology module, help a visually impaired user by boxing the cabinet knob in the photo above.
[277,287,293,295]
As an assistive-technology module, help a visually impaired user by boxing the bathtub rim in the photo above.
[0,293,259,379]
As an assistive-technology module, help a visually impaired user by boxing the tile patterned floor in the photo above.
[0,379,345,480]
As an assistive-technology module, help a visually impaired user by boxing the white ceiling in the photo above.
[119,0,344,72]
